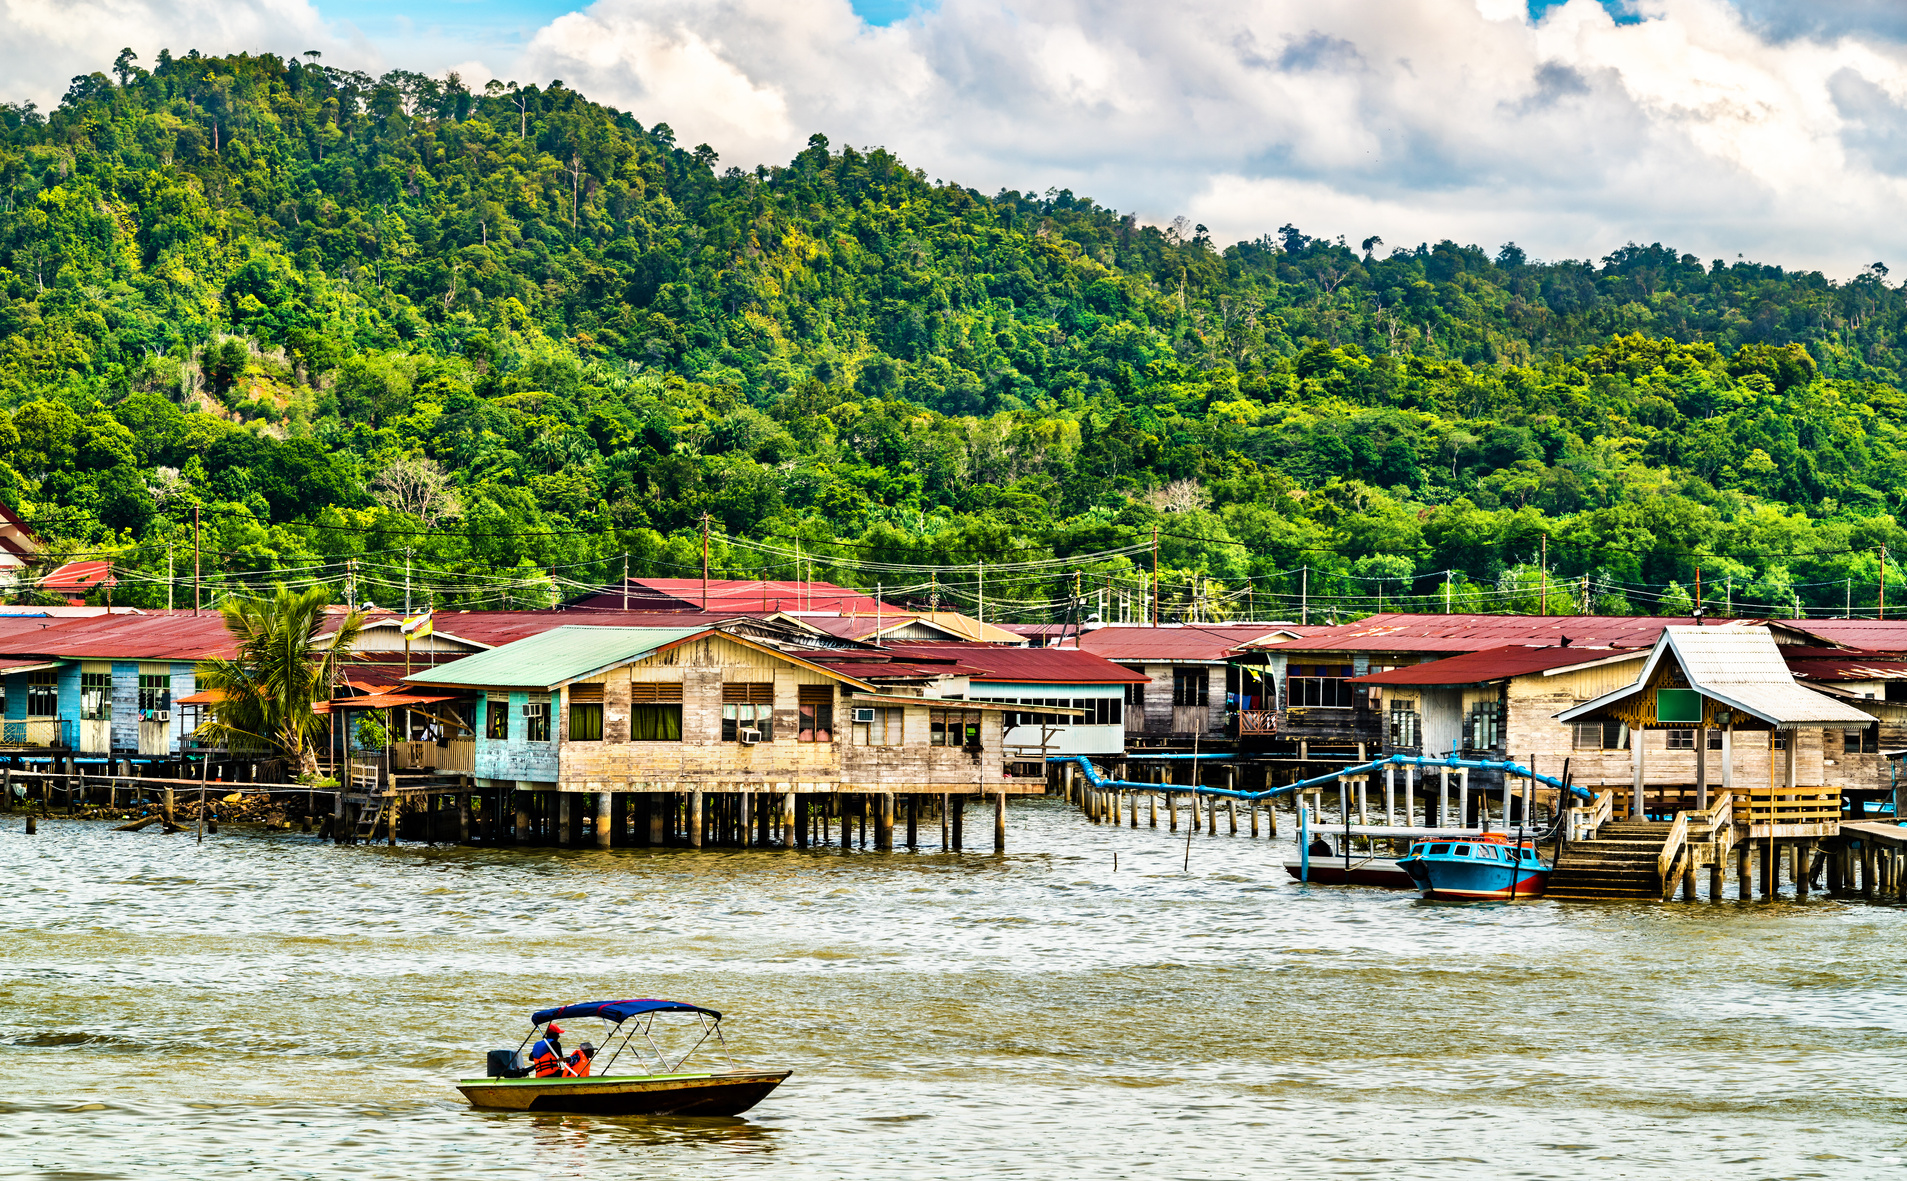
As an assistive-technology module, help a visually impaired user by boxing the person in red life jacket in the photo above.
[529,1023,566,1077]
[564,1042,597,1078]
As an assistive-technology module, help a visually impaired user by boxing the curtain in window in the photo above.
[630,704,683,741]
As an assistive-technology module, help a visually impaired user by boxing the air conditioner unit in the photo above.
[738,727,762,745]
[155,710,170,723]
[852,707,877,724]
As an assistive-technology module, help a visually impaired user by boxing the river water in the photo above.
[2,800,1905,1180]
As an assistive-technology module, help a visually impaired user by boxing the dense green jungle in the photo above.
[3,48,1906,621]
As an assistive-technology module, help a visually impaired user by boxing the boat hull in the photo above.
[457,1069,790,1116]
[1415,860,1548,901]
[1282,856,1416,888]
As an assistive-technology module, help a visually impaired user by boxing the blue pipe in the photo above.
[1049,753,1591,803]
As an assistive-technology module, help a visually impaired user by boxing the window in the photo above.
[1707,729,1723,750]
[1428,843,1449,855]
[1773,733,1787,752]
[1666,729,1694,750]
[524,696,550,743]
[27,670,55,717]
[139,673,169,714]
[852,706,903,746]
[1288,665,1354,708]
[722,682,775,742]
[1121,667,1147,707]
[80,672,111,722]
[629,682,683,741]
[487,696,509,739]
[569,704,603,742]
[1466,700,1501,751]
[1086,697,1122,726]
[798,684,834,742]
[1576,721,1628,749]
[1172,668,1209,707]
[1844,725,1879,754]
[931,709,983,748]
[1388,705,1419,748]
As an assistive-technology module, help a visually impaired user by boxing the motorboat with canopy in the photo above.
[457,998,790,1115]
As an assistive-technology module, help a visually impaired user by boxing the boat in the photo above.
[457,999,790,1116]
[1281,833,1418,888]
[1396,832,1550,900]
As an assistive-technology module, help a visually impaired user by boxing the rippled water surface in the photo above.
[3,800,1906,1180]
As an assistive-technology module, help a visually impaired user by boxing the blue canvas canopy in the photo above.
[532,999,721,1025]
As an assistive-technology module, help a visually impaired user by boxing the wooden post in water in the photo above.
[907,794,918,850]
[951,793,964,851]
[875,793,894,851]
[595,792,613,850]
[994,790,1006,853]
[1737,841,1752,900]
[1130,788,1138,828]
[941,793,951,849]
[1795,839,1811,899]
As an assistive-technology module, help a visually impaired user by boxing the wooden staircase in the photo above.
[1546,819,1676,900]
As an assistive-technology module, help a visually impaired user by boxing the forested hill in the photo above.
[3,49,1907,620]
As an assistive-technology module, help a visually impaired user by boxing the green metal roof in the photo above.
[402,626,710,689]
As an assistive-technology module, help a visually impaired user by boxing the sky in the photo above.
[10,0,1907,277]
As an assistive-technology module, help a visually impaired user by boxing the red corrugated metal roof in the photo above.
[572,578,911,615]
[0,611,236,660]
[1074,625,1300,661]
[41,560,115,592]
[1784,620,1907,649]
[1351,644,1645,685]
[1253,614,1751,653]
[883,642,1150,684]
[1788,658,1907,682]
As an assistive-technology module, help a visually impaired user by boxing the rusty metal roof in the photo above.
[1075,625,1301,662]
[1351,644,1645,685]
[571,577,912,615]
[0,611,235,660]
[1252,613,1764,654]
[882,643,1150,684]
[1787,658,1907,682]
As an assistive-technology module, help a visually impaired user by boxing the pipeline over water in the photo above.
[1050,753,1592,802]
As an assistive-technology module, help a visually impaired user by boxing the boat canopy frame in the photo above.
[515,1002,738,1078]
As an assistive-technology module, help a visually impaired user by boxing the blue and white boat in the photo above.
[1396,833,1550,900]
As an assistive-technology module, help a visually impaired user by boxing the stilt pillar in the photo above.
[951,794,964,851]
[994,790,1006,854]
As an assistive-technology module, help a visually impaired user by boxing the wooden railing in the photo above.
[1741,787,1841,838]
[1657,811,1690,896]
[1569,789,1614,841]
[393,738,475,774]
[1235,709,1278,736]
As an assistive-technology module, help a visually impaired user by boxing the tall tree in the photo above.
[196,586,365,778]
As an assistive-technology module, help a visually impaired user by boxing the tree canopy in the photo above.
[4,50,1907,621]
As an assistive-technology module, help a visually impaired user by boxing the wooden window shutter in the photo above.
[798,684,834,705]
[630,682,683,703]
[569,684,603,702]
[723,682,774,704]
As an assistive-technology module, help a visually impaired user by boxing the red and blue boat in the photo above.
[1396,832,1550,900]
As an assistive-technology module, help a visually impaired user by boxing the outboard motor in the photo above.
[486,1049,531,1078]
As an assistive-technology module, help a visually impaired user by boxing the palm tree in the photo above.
[196,586,365,779]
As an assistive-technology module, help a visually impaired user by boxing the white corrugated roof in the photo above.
[1558,626,1875,726]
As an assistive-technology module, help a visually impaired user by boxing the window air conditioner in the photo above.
[155,710,170,723]
[851,707,877,724]
[738,727,762,745]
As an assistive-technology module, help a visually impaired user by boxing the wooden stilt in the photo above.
[951,794,963,851]
[907,793,918,850]
[993,790,1006,853]
[1148,790,1157,828]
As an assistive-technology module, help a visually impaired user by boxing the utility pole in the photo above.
[192,504,201,615]
[622,553,629,611]
[1151,525,1160,628]
[405,548,412,617]
[978,560,985,623]
[1301,566,1308,626]
[1539,535,1547,616]
[1882,545,1889,620]
[701,513,711,611]
[1695,564,1702,617]
[167,543,173,612]
[1445,569,1452,614]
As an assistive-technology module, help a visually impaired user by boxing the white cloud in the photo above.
[0,0,333,107]
[518,0,1907,275]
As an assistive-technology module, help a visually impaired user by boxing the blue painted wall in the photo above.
[474,692,558,783]
[111,661,139,753]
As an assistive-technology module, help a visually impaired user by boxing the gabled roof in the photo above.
[1787,658,1907,683]
[571,577,912,616]
[1252,613,1766,654]
[1351,644,1644,685]
[1781,619,1907,650]
[881,643,1150,684]
[1558,627,1873,727]
[1074,625,1296,662]
[402,625,875,692]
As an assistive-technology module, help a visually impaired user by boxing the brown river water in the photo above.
[3,799,1905,1180]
